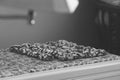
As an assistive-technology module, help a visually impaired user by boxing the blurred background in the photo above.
[0,0,102,50]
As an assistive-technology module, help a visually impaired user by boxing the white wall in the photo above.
[0,0,99,49]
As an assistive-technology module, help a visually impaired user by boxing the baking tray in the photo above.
[0,55,120,80]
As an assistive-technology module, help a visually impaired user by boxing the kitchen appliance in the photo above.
[93,0,120,55]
